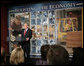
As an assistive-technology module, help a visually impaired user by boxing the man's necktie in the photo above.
[24,30,26,36]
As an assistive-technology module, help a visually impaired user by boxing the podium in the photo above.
[66,31,82,48]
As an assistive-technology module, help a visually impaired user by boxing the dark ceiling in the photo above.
[0,0,55,7]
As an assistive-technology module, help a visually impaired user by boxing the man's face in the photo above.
[24,23,28,29]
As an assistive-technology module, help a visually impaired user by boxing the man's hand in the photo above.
[26,38,29,41]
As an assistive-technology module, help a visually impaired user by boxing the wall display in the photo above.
[8,1,83,57]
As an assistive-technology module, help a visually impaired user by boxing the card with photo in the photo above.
[32,32,37,39]
[31,40,37,46]
[42,18,48,25]
[31,26,36,32]
[32,47,36,53]
[49,40,55,44]
[49,18,55,24]
[49,32,55,39]
[31,12,36,18]
[37,46,41,53]
[49,10,55,18]
[43,25,48,32]
[37,32,42,39]
[43,32,48,39]
[31,19,36,25]
[37,25,42,32]
[43,40,48,44]
[37,18,41,25]
[49,25,55,32]
[37,11,42,18]
[43,11,48,18]
[37,40,41,46]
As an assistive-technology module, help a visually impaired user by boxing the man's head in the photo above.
[47,45,69,65]
[24,23,29,29]
[41,45,50,60]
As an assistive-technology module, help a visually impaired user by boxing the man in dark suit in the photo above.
[21,23,32,59]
